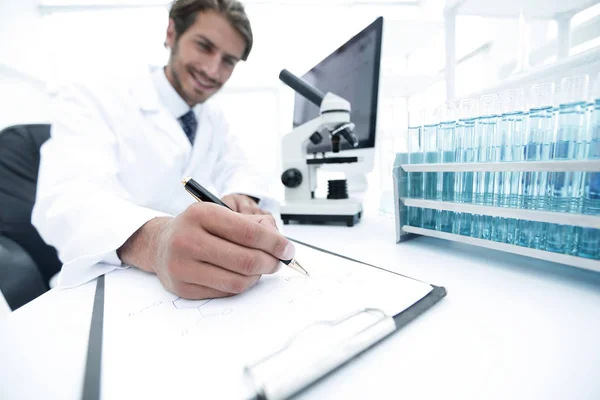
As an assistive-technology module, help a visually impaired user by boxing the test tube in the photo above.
[493,88,526,244]
[407,110,424,227]
[471,94,499,240]
[546,74,589,255]
[516,82,555,249]
[437,102,457,233]
[422,107,439,230]
[454,99,478,236]
[578,72,600,259]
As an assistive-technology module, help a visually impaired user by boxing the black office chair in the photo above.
[0,124,62,310]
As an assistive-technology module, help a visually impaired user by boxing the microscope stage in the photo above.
[280,199,362,227]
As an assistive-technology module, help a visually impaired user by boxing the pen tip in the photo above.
[294,259,309,276]
[182,176,191,185]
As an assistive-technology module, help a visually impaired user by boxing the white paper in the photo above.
[101,242,433,400]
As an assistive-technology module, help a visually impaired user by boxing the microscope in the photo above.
[278,69,363,227]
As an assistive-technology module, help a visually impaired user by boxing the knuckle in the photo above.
[207,205,226,225]
[169,234,198,261]
[188,203,220,224]
[242,223,260,246]
[187,202,205,219]
[238,252,258,275]
[228,276,251,294]
[166,260,183,279]
[170,233,189,251]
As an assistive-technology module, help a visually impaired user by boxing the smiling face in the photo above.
[165,10,245,106]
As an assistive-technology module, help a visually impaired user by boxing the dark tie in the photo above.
[178,110,197,144]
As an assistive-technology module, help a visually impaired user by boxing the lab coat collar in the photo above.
[128,66,194,154]
[129,66,163,112]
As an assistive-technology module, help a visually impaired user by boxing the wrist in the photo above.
[117,216,171,273]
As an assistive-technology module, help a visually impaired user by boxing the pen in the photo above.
[182,177,309,277]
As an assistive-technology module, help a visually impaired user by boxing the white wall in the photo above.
[0,0,47,80]
[0,0,50,130]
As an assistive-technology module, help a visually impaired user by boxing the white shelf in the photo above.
[402,225,600,273]
[447,0,598,19]
[401,198,600,229]
[461,47,600,101]
[400,160,600,173]
[379,71,443,98]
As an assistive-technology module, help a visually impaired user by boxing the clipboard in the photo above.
[82,238,446,400]
[243,239,446,399]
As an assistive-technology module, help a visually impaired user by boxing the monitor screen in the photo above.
[293,17,383,154]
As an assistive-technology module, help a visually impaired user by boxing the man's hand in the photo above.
[222,194,270,215]
[117,203,294,300]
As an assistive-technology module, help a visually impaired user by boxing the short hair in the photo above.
[168,0,253,61]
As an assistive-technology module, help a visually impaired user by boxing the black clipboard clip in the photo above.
[244,308,396,400]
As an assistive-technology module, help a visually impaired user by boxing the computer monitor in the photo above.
[292,17,383,175]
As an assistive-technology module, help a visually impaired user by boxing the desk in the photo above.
[1,211,600,399]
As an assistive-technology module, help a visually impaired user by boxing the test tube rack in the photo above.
[393,154,600,273]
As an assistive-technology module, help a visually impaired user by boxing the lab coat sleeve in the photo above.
[31,82,170,289]
[210,111,280,216]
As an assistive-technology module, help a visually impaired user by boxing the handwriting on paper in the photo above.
[124,269,356,337]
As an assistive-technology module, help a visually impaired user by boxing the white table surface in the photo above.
[2,210,600,400]
[0,290,11,319]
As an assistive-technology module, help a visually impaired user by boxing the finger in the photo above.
[171,281,232,300]
[250,206,263,215]
[220,197,237,212]
[177,260,262,293]
[241,198,265,215]
[238,201,260,215]
[189,230,280,276]
[254,214,278,232]
[196,204,295,260]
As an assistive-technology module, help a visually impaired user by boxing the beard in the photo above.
[166,40,196,106]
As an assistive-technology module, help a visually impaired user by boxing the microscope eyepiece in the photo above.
[279,69,325,107]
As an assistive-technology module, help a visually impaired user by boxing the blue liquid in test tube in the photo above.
[407,111,423,227]
[578,74,600,259]
[472,94,499,240]
[422,108,439,230]
[546,75,589,255]
[493,89,526,244]
[517,82,555,249]
[437,103,457,233]
[454,99,478,235]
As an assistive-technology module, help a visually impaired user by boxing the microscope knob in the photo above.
[281,168,303,188]
[309,132,323,145]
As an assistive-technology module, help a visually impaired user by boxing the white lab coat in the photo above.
[32,66,279,288]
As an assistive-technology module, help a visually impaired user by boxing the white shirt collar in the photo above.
[151,66,197,119]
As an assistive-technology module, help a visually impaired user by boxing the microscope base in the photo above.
[280,199,362,227]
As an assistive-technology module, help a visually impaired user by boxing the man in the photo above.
[32,0,295,300]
